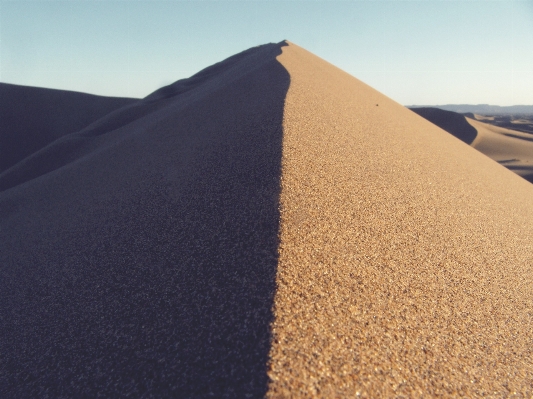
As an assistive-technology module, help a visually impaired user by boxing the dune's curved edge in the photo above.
[267,42,533,397]
[409,107,478,144]
[468,117,533,183]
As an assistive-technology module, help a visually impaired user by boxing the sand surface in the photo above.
[1,42,289,398]
[409,107,477,144]
[0,83,136,174]
[2,41,533,398]
[268,42,533,397]
[474,114,495,121]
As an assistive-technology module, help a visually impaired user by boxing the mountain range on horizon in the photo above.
[408,103,533,114]
[2,41,533,398]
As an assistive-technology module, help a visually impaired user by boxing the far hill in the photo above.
[409,107,477,144]
[0,83,138,174]
[407,104,533,115]
[410,106,533,183]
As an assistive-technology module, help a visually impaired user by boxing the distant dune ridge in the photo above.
[411,107,533,183]
[2,41,533,397]
[409,107,478,144]
[408,104,533,114]
[0,83,137,174]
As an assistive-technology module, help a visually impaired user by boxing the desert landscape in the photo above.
[1,41,533,398]
[411,107,533,183]
[468,113,533,135]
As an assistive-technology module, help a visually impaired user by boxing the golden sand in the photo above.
[267,42,533,398]
[468,117,533,179]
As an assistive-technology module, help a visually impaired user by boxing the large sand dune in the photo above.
[1,42,289,398]
[1,41,533,398]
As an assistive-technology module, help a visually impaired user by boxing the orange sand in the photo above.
[267,42,533,398]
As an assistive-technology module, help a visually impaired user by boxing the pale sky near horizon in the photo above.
[1,0,532,106]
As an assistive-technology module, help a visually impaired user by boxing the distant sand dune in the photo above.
[411,107,533,184]
[0,83,137,174]
[474,113,494,121]
[409,107,477,144]
[468,117,533,183]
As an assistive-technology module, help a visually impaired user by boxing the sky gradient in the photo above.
[1,0,532,105]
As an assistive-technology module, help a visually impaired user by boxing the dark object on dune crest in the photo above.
[409,107,478,144]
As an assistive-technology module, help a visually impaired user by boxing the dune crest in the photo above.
[2,41,533,397]
[409,107,477,144]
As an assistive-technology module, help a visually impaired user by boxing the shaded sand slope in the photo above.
[0,42,289,397]
[0,43,280,193]
[268,43,533,397]
[0,83,137,174]
[409,107,477,144]
[468,117,533,183]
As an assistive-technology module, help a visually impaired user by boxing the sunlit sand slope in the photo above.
[268,42,533,398]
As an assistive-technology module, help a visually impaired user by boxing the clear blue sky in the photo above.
[1,0,532,105]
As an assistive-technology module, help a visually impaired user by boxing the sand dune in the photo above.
[468,117,533,183]
[411,107,533,184]
[409,107,477,144]
[1,41,533,397]
[1,42,289,397]
[268,42,533,397]
[0,83,137,174]
[474,114,494,121]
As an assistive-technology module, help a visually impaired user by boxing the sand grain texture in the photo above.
[2,41,533,398]
[0,42,289,398]
[267,43,533,398]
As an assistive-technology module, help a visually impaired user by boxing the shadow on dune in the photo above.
[410,107,478,145]
[522,175,533,183]
[500,164,533,183]
[0,83,137,175]
[501,132,533,142]
[0,44,289,193]
[0,41,289,397]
